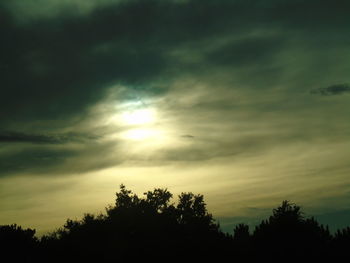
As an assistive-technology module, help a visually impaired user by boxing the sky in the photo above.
[1,0,350,235]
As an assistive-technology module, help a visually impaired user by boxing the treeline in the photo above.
[1,185,350,262]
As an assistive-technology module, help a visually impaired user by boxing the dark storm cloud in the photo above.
[311,84,350,96]
[0,131,99,144]
[0,1,168,124]
[0,140,122,177]
[0,147,77,175]
[1,0,349,125]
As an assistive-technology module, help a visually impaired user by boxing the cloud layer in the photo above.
[1,0,349,178]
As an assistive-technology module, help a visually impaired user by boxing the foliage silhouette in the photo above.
[39,185,227,262]
[1,187,350,262]
[0,224,38,262]
[253,201,332,261]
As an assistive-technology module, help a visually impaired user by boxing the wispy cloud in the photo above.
[181,134,195,139]
[311,84,350,96]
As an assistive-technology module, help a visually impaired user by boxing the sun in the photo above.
[123,128,160,140]
[122,108,155,125]
[118,105,161,141]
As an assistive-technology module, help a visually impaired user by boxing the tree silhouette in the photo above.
[232,223,252,260]
[253,200,331,261]
[0,224,38,262]
[39,185,226,262]
[2,187,350,262]
[233,223,250,243]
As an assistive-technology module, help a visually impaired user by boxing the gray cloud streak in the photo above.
[0,131,100,144]
[311,84,350,96]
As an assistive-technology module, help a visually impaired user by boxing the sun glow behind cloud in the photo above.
[104,100,169,143]
[123,128,161,140]
[122,108,155,125]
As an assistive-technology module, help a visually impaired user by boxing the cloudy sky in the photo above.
[1,0,350,234]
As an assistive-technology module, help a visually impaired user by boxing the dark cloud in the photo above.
[1,0,349,126]
[0,140,121,177]
[0,147,77,175]
[0,131,99,144]
[311,83,350,96]
[0,1,169,124]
